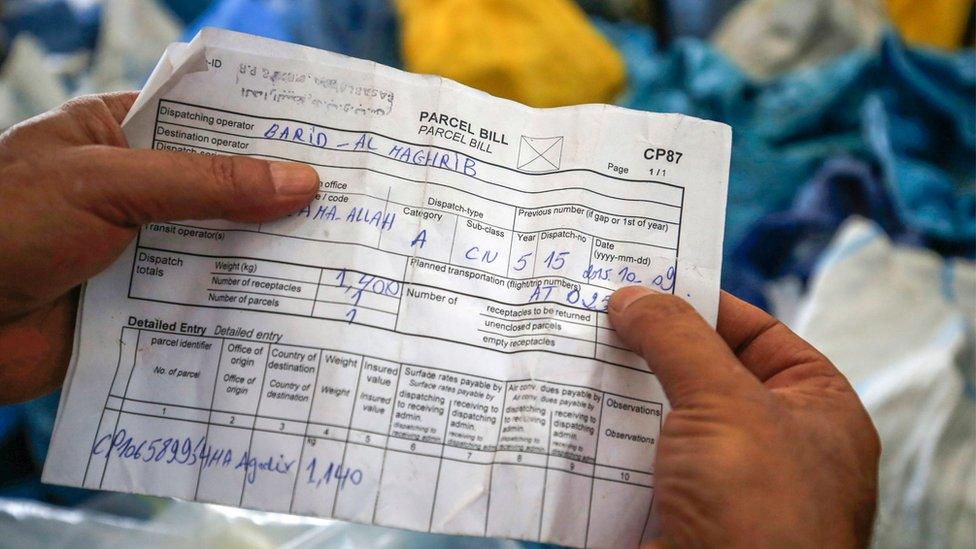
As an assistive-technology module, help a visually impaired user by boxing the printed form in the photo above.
[43,29,730,548]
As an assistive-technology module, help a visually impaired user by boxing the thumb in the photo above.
[607,286,762,408]
[68,145,318,225]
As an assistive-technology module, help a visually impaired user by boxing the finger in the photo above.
[716,291,840,384]
[0,93,139,152]
[98,91,140,123]
[608,286,762,408]
[59,92,138,124]
[67,146,319,225]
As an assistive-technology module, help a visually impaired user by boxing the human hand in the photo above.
[608,287,880,548]
[0,92,318,403]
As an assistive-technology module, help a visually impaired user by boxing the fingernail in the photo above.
[270,162,318,196]
[609,286,654,314]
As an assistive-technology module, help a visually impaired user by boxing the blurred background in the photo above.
[0,0,972,547]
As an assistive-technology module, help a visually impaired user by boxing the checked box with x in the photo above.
[517,135,564,173]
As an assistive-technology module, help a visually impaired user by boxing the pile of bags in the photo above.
[0,1,972,547]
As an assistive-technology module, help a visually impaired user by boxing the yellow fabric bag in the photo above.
[395,0,626,107]
[885,0,972,49]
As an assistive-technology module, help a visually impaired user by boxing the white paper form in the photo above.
[42,29,731,548]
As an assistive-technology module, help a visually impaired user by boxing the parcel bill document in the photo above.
[42,29,731,548]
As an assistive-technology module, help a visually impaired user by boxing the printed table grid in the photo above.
[128,100,686,373]
[85,326,662,547]
[87,99,675,546]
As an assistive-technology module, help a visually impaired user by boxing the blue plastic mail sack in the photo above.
[600,22,976,304]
